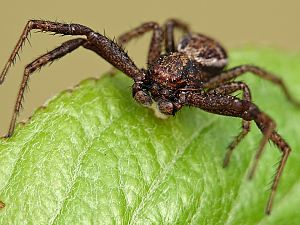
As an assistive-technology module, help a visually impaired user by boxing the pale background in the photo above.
[0,0,299,135]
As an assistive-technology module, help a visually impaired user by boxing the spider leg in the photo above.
[208,81,252,167]
[252,110,290,214]
[5,38,89,137]
[1,20,142,83]
[164,18,190,53]
[184,91,290,214]
[117,22,163,65]
[5,37,130,137]
[265,129,290,214]
[202,65,300,107]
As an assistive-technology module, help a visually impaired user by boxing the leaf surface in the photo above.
[0,48,300,224]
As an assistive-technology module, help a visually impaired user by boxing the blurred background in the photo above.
[0,0,299,135]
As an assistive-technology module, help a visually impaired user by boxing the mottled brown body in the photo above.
[178,34,227,68]
[1,19,299,214]
[145,33,229,115]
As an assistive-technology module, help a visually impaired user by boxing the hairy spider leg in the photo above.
[117,21,163,65]
[185,91,290,214]
[208,81,252,167]
[251,111,290,215]
[117,19,191,64]
[6,38,86,137]
[0,20,142,84]
[0,20,32,84]
[164,18,190,53]
[202,65,300,107]
[199,80,275,180]
[4,37,123,137]
[264,130,290,215]
[5,38,86,137]
[0,20,147,136]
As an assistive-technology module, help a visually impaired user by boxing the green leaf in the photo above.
[0,48,300,224]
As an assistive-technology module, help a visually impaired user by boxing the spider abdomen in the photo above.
[178,33,228,69]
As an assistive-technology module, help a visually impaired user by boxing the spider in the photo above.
[1,19,299,214]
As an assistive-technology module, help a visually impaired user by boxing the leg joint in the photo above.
[242,104,260,121]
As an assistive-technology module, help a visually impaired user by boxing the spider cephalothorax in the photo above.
[136,33,229,116]
[1,19,299,214]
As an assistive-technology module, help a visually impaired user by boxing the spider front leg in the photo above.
[5,38,87,137]
[184,91,290,214]
[0,20,93,83]
[203,65,300,107]
[1,20,142,83]
[208,81,252,167]
[1,20,144,137]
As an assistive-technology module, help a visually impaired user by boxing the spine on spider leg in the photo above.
[0,21,32,84]
[29,20,93,35]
